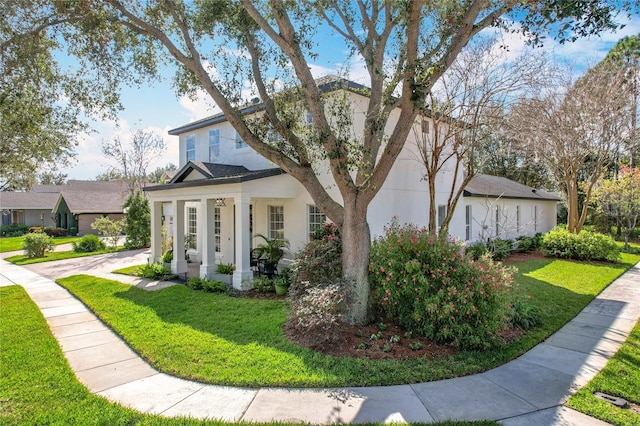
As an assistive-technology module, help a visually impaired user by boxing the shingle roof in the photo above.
[464,174,562,201]
[145,162,284,192]
[0,192,60,210]
[56,188,128,214]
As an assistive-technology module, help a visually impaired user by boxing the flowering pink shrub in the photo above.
[369,220,514,350]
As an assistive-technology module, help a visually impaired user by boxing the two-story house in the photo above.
[145,77,559,289]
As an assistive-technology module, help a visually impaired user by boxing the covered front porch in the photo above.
[145,165,303,290]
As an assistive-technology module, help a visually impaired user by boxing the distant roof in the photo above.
[168,76,368,136]
[464,174,562,201]
[51,181,130,214]
[0,191,60,210]
[145,161,284,191]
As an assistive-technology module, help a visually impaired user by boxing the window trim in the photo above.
[307,205,326,240]
[437,204,447,229]
[214,206,221,252]
[187,206,197,250]
[209,129,220,161]
[186,135,196,162]
[465,205,472,241]
[268,205,284,240]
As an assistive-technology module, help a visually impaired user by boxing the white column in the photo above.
[149,200,163,264]
[233,194,252,290]
[200,198,217,279]
[171,199,188,275]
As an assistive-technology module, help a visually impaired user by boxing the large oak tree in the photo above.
[6,0,635,323]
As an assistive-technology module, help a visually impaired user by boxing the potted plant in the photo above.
[253,233,289,277]
[161,250,173,268]
[273,275,289,296]
[212,262,234,286]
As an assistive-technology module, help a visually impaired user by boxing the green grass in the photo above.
[5,246,126,265]
[0,285,494,426]
[567,318,640,426]
[56,252,640,388]
[112,264,147,275]
[0,235,81,253]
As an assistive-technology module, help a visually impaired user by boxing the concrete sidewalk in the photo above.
[1,255,638,425]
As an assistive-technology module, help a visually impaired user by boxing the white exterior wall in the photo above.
[22,210,57,227]
[464,197,558,242]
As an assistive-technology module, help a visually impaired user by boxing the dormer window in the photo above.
[209,129,220,160]
[186,135,195,162]
[235,131,248,149]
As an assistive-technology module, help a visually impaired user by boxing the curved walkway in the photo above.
[1,252,638,425]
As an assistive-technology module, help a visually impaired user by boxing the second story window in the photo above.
[209,129,220,161]
[235,132,248,149]
[186,135,195,162]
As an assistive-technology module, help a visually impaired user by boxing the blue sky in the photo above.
[62,15,640,181]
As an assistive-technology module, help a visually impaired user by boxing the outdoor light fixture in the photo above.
[215,198,226,207]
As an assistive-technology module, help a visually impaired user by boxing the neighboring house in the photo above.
[145,77,560,289]
[52,181,129,235]
[0,191,60,227]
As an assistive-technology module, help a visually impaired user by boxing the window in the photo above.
[268,205,284,240]
[516,206,521,233]
[421,118,430,134]
[437,205,447,229]
[209,129,220,160]
[187,207,197,249]
[214,207,221,252]
[235,132,248,149]
[186,135,195,162]
[305,110,313,124]
[495,206,501,236]
[307,205,326,238]
[534,205,538,233]
[465,205,472,241]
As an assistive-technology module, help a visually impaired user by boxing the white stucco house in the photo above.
[145,78,559,289]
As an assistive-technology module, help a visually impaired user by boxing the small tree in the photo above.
[23,231,54,258]
[123,191,150,249]
[90,217,125,249]
[592,166,640,250]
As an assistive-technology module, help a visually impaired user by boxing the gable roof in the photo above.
[464,174,562,201]
[52,181,130,214]
[168,76,368,136]
[0,191,60,210]
[145,161,285,192]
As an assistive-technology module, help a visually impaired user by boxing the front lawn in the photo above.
[56,252,640,388]
[0,285,495,426]
[567,318,640,426]
[0,235,81,253]
[5,246,126,265]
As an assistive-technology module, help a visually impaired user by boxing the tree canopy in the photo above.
[2,0,636,323]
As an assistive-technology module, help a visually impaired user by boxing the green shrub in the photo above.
[69,226,78,236]
[541,227,620,262]
[216,263,234,274]
[532,233,544,249]
[370,220,514,350]
[161,251,173,263]
[509,299,542,330]
[123,191,151,249]
[187,277,226,293]
[136,263,172,279]
[72,234,106,253]
[43,227,68,237]
[310,222,340,241]
[291,238,342,286]
[514,236,533,253]
[465,241,487,261]
[487,238,513,261]
[0,224,29,237]
[252,276,275,293]
[23,232,55,258]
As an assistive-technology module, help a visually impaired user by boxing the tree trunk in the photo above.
[340,196,372,325]
[566,178,581,233]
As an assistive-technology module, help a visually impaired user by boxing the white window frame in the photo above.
[307,205,326,239]
[268,205,284,240]
[437,204,447,229]
[187,207,197,250]
[214,207,221,252]
[209,129,220,161]
[465,205,472,241]
[235,132,248,149]
[186,135,196,162]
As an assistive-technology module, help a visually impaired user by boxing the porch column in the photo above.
[233,194,252,290]
[200,198,217,279]
[171,199,188,275]
[149,200,163,264]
